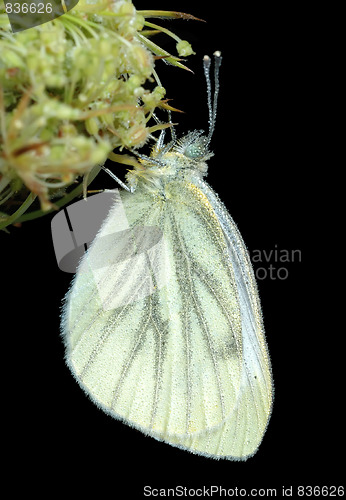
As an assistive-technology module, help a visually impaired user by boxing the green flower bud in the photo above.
[176,40,196,57]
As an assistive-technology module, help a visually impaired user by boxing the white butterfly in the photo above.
[61,52,273,460]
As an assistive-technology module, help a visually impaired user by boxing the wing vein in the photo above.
[110,297,153,410]
[169,206,226,423]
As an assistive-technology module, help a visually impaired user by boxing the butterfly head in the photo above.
[126,52,222,193]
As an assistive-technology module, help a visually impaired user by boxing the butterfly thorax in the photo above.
[126,130,214,196]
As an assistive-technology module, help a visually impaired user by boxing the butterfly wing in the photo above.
[62,180,272,460]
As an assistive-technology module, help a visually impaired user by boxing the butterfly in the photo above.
[61,52,273,460]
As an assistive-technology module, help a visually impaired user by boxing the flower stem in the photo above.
[0,192,36,230]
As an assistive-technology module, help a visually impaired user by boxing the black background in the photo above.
[1,1,339,496]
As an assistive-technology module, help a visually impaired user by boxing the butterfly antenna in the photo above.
[204,51,222,147]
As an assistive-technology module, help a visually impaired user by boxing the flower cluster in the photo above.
[0,0,195,228]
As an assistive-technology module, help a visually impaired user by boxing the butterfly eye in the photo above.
[183,137,208,159]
